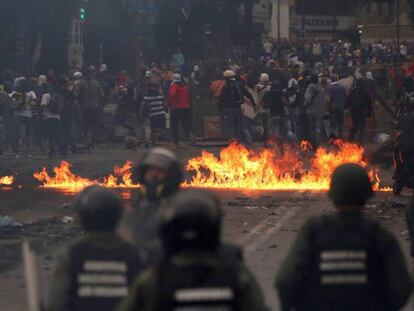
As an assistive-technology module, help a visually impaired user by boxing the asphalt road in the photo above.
[0,145,412,310]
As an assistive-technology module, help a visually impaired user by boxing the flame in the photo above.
[102,161,138,188]
[32,141,392,192]
[185,140,391,191]
[33,161,94,189]
[0,175,14,186]
[33,161,139,190]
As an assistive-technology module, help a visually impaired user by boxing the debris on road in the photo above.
[62,216,74,224]
[391,200,407,208]
[0,215,22,227]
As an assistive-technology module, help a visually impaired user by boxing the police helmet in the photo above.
[134,148,183,199]
[75,185,123,232]
[160,189,222,256]
[328,163,374,207]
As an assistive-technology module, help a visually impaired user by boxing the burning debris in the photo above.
[0,175,14,186]
[33,161,139,190]
[185,141,392,191]
[30,141,392,192]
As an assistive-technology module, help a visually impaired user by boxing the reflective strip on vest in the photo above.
[174,306,232,311]
[320,261,366,271]
[78,285,128,297]
[83,260,127,272]
[320,250,367,261]
[321,274,368,285]
[78,273,127,285]
[174,287,234,303]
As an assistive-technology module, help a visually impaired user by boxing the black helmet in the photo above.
[160,189,222,256]
[134,148,183,202]
[328,163,374,207]
[75,185,123,232]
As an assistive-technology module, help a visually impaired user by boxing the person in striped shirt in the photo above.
[142,83,166,145]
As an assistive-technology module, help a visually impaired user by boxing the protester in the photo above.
[142,82,166,145]
[14,77,36,154]
[40,83,65,158]
[76,67,104,152]
[328,80,347,139]
[304,75,329,147]
[167,73,195,147]
[347,79,373,142]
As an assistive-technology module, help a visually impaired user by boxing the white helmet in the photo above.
[38,75,47,85]
[193,65,199,72]
[73,71,83,80]
[99,64,107,72]
[259,73,269,82]
[172,73,182,83]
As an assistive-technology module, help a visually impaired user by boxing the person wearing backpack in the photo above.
[328,80,347,139]
[40,84,65,158]
[304,75,329,148]
[275,164,412,311]
[347,79,372,143]
[118,189,267,311]
[76,68,104,152]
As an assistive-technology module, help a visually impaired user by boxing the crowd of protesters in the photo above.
[1,39,414,158]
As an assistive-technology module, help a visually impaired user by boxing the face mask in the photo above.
[143,178,164,203]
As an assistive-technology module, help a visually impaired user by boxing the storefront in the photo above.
[291,14,355,41]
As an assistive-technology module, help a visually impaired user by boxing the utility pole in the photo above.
[396,0,400,47]
[277,0,281,45]
[332,0,337,41]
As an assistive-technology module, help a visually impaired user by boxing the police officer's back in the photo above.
[46,186,143,311]
[118,189,267,311]
[275,164,412,311]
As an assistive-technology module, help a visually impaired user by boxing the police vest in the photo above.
[157,255,241,311]
[67,238,142,311]
[302,216,387,311]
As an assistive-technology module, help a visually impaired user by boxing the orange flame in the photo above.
[102,161,138,188]
[32,141,392,192]
[0,175,14,186]
[33,161,139,190]
[33,161,94,189]
[185,141,391,191]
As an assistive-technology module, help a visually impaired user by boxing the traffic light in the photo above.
[80,7,86,20]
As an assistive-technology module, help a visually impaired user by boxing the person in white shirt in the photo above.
[14,77,36,154]
[40,90,63,158]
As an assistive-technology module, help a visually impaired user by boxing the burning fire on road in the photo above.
[33,161,139,191]
[185,140,391,192]
[31,141,392,192]
[0,175,14,186]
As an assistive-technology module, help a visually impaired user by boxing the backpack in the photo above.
[48,93,64,114]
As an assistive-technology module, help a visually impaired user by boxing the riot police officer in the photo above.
[118,189,267,311]
[275,163,412,311]
[46,186,143,311]
[117,147,183,265]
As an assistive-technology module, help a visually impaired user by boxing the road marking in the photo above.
[241,206,300,254]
